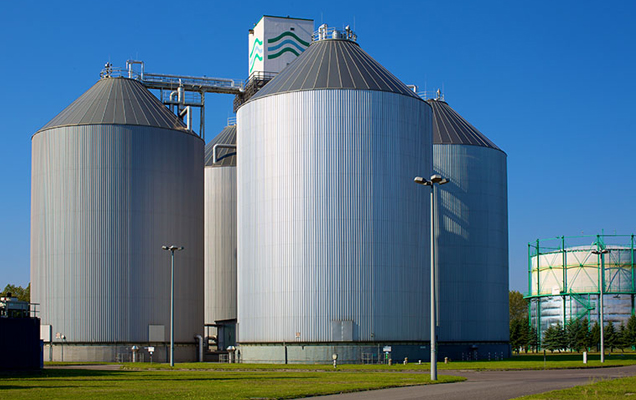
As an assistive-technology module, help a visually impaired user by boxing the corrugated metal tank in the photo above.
[529,241,636,334]
[204,124,237,326]
[531,245,636,296]
[427,99,509,354]
[237,31,432,362]
[31,77,204,362]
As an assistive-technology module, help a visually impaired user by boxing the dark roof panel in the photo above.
[204,124,237,167]
[251,39,420,100]
[426,99,501,150]
[38,77,186,132]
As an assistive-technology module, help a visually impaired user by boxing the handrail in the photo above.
[313,24,357,42]
[99,63,245,93]
[143,73,244,90]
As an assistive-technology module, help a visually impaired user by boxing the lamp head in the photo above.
[430,174,449,185]
[414,176,427,185]
[162,245,184,251]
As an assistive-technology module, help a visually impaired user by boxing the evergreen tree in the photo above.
[589,321,601,351]
[542,325,556,352]
[509,291,530,353]
[511,319,531,353]
[543,322,566,352]
[566,319,587,352]
[605,321,617,352]
[555,322,568,351]
[626,314,636,349]
[617,322,628,352]
[527,324,539,352]
[581,318,591,351]
[509,319,525,353]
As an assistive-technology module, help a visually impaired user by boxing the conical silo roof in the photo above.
[251,38,420,100]
[426,99,500,150]
[204,124,237,167]
[37,77,186,133]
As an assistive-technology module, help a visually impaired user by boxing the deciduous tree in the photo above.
[509,290,528,322]
[1,283,30,302]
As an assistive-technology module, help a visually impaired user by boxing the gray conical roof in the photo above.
[251,39,420,100]
[426,99,500,150]
[204,124,237,167]
[38,77,186,133]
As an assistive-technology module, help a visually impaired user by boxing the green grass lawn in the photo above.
[112,352,636,372]
[517,376,636,399]
[438,352,636,371]
[11,353,636,399]
[0,368,464,400]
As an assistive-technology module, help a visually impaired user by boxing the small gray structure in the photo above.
[0,295,41,370]
[31,76,204,362]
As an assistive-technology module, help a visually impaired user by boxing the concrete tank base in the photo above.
[42,343,199,363]
[238,342,511,364]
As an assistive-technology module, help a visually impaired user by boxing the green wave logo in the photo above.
[267,31,308,60]
[249,38,263,58]
[249,37,263,74]
[268,47,300,59]
[267,31,310,47]
[249,53,263,73]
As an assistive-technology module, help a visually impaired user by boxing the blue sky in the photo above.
[1,0,634,293]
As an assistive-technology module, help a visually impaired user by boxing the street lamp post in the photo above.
[591,248,609,363]
[60,334,66,362]
[414,174,449,381]
[162,245,184,367]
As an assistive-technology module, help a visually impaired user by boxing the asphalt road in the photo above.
[303,365,636,400]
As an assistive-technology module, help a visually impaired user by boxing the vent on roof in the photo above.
[313,24,357,42]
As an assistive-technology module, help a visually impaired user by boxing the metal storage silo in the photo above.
[237,25,432,363]
[31,76,204,362]
[426,97,509,359]
[204,122,237,350]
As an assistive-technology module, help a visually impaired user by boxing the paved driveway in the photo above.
[303,365,636,400]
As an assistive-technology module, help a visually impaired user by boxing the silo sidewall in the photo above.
[31,125,203,345]
[237,90,432,343]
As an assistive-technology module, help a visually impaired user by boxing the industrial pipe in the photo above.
[212,144,237,164]
[196,335,204,362]
[126,60,145,80]
[178,83,184,104]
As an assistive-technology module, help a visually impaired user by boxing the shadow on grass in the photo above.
[1,369,125,379]
[0,385,81,390]
[1,368,339,383]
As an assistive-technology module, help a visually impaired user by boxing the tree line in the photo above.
[512,316,636,353]
[1,283,30,302]
[509,290,636,353]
